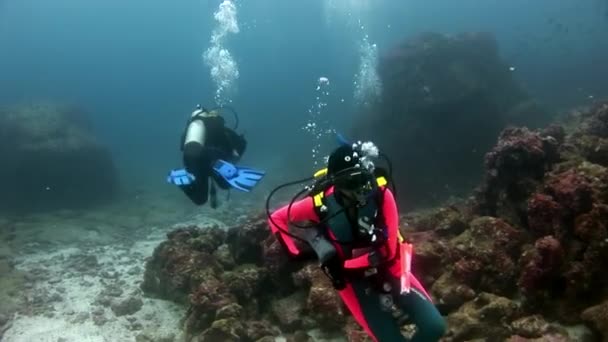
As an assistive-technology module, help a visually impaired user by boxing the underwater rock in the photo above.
[581,300,608,340]
[575,135,608,166]
[135,330,176,342]
[505,333,571,342]
[243,320,279,341]
[544,169,593,217]
[541,124,567,144]
[213,244,235,269]
[431,271,476,312]
[448,216,525,295]
[143,216,304,340]
[527,194,565,238]
[402,206,469,236]
[306,275,346,330]
[187,227,226,254]
[292,264,319,288]
[474,126,560,225]
[353,31,544,208]
[68,254,100,274]
[271,292,306,330]
[580,102,608,138]
[261,236,292,275]
[255,337,275,342]
[186,276,236,333]
[574,204,608,242]
[343,317,372,342]
[444,292,521,341]
[141,226,224,304]
[0,102,118,213]
[510,315,551,338]
[222,263,269,307]
[215,303,243,320]
[226,213,269,264]
[110,296,143,316]
[196,318,245,342]
[285,330,314,342]
[518,236,565,301]
[406,230,452,286]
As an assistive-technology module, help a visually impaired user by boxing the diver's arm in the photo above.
[343,188,399,269]
[224,128,247,158]
[268,196,319,256]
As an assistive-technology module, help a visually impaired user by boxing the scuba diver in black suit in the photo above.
[167,105,265,208]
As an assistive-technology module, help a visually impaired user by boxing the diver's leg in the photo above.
[394,276,446,342]
[182,142,212,205]
[341,279,407,342]
[180,175,209,205]
[337,283,378,342]
[183,142,206,176]
[212,173,231,190]
[209,181,218,208]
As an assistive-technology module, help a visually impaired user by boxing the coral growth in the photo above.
[142,215,347,341]
[473,126,560,225]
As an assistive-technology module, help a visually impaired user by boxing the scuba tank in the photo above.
[183,107,207,148]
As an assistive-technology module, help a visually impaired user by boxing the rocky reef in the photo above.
[0,102,118,213]
[353,31,551,208]
[142,102,608,341]
[141,214,347,341]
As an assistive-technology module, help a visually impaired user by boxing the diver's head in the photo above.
[327,142,379,206]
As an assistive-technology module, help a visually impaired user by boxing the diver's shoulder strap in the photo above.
[312,192,327,221]
[311,176,388,219]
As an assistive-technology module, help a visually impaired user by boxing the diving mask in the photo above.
[333,168,375,205]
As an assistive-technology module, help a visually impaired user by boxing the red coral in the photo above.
[561,261,586,298]
[581,102,608,137]
[189,277,234,312]
[474,127,559,222]
[527,193,564,237]
[453,258,482,285]
[484,127,546,175]
[545,170,593,216]
[541,124,566,144]
[449,217,524,294]
[574,205,608,242]
[518,236,564,294]
[535,236,564,266]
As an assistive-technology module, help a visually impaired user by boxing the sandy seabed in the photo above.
[1,193,206,342]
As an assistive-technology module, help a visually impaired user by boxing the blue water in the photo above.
[1,0,607,196]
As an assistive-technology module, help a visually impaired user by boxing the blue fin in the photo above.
[167,168,195,186]
[212,160,265,192]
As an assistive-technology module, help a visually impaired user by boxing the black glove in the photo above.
[321,256,346,290]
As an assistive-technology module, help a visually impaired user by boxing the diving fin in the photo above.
[212,159,265,192]
[167,168,195,186]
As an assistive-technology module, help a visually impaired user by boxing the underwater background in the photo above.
[1,0,608,341]
[2,0,607,201]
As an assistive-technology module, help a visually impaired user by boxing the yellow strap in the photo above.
[376,176,387,187]
[398,231,405,243]
[313,193,324,207]
[314,168,328,178]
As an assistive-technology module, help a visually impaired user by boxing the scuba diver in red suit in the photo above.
[267,140,446,341]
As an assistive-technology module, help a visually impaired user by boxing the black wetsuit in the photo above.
[181,115,246,206]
